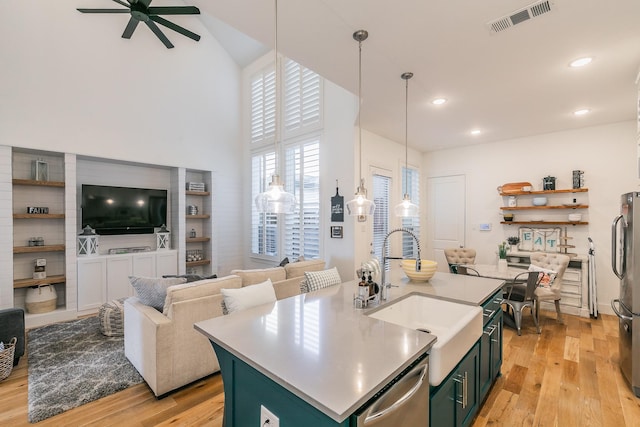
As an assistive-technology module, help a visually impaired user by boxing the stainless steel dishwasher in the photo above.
[352,355,429,426]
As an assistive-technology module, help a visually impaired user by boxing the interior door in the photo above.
[428,175,466,272]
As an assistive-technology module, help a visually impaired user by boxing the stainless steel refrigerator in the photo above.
[611,191,640,397]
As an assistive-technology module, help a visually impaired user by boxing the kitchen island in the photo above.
[195,269,504,426]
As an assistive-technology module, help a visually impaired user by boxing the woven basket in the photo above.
[0,337,17,381]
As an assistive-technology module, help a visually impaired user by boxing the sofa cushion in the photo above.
[302,267,341,293]
[231,267,286,287]
[129,276,187,311]
[284,259,325,279]
[162,275,242,315]
[221,279,277,314]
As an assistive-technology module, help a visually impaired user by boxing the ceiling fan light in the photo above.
[395,194,419,217]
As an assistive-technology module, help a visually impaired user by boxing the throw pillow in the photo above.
[129,276,187,311]
[303,267,342,293]
[221,279,277,314]
[528,265,557,289]
[279,257,290,267]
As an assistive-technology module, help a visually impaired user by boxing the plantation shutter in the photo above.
[283,59,321,137]
[284,138,320,259]
[402,167,421,258]
[372,173,391,266]
[251,151,278,256]
[250,65,276,144]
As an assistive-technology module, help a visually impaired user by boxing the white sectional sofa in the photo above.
[124,259,326,397]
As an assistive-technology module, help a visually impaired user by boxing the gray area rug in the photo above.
[27,316,143,423]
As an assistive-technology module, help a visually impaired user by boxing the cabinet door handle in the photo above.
[484,325,497,336]
[453,372,468,409]
[491,322,501,344]
[483,309,496,318]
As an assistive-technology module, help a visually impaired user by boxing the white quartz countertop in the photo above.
[195,269,503,423]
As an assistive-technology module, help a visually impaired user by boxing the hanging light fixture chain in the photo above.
[273,0,280,175]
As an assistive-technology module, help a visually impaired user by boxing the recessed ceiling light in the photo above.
[432,98,447,105]
[470,129,481,135]
[573,109,590,116]
[569,57,593,68]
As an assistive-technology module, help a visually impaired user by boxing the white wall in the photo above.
[424,121,639,314]
[0,0,245,274]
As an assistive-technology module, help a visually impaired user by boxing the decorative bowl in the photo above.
[568,213,582,222]
[532,197,548,206]
[401,259,438,281]
[503,213,514,222]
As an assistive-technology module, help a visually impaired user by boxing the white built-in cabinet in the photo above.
[1,144,213,327]
[77,251,177,313]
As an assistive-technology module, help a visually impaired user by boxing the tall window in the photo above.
[250,57,322,260]
[284,138,320,259]
[401,166,421,258]
[372,173,391,265]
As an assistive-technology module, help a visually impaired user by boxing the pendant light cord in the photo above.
[273,0,280,176]
[357,36,363,186]
[404,76,408,196]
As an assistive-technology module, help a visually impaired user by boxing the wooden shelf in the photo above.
[13,213,65,219]
[501,221,588,225]
[12,178,65,188]
[500,188,588,196]
[14,244,65,254]
[186,259,211,267]
[186,237,210,243]
[186,190,210,196]
[501,205,588,210]
[14,275,66,289]
[186,214,210,219]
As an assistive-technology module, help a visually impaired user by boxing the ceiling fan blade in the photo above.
[148,6,200,15]
[145,20,174,49]
[111,0,131,8]
[150,16,200,42]
[122,16,140,39]
[77,8,129,13]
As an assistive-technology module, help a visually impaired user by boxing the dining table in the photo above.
[461,263,531,331]
[461,263,529,281]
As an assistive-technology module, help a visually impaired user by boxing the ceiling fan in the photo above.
[77,0,201,49]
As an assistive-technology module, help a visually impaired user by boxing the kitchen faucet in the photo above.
[379,228,422,302]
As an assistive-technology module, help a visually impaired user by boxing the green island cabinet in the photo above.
[211,288,504,427]
[430,288,503,427]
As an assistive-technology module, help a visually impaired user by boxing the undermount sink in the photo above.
[368,294,483,386]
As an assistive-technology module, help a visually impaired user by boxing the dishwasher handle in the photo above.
[363,359,429,425]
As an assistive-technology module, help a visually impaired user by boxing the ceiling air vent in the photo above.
[487,0,554,34]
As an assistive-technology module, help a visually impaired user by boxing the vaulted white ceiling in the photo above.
[194,0,640,152]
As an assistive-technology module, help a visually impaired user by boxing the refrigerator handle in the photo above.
[611,299,633,321]
[611,214,626,280]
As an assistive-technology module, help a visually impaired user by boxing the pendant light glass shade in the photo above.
[395,72,419,218]
[255,174,296,213]
[347,29,375,217]
[346,178,375,216]
[254,0,296,214]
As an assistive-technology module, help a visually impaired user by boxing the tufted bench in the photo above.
[98,298,127,336]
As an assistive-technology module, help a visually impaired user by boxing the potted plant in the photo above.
[507,236,520,251]
[497,241,509,272]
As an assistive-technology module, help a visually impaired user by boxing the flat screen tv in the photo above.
[81,184,167,235]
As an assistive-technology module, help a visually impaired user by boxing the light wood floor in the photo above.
[1,311,639,426]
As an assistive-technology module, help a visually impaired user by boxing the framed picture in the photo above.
[518,227,561,252]
[330,226,343,239]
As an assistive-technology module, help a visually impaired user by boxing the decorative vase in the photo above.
[498,258,508,273]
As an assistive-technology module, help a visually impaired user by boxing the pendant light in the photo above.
[394,72,419,217]
[346,30,376,217]
[254,0,296,214]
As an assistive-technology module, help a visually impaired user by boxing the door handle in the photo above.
[363,359,428,424]
[611,215,626,279]
[453,371,468,409]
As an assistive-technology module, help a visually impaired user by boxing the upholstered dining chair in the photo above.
[444,248,477,273]
[530,252,570,323]
[502,271,541,336]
